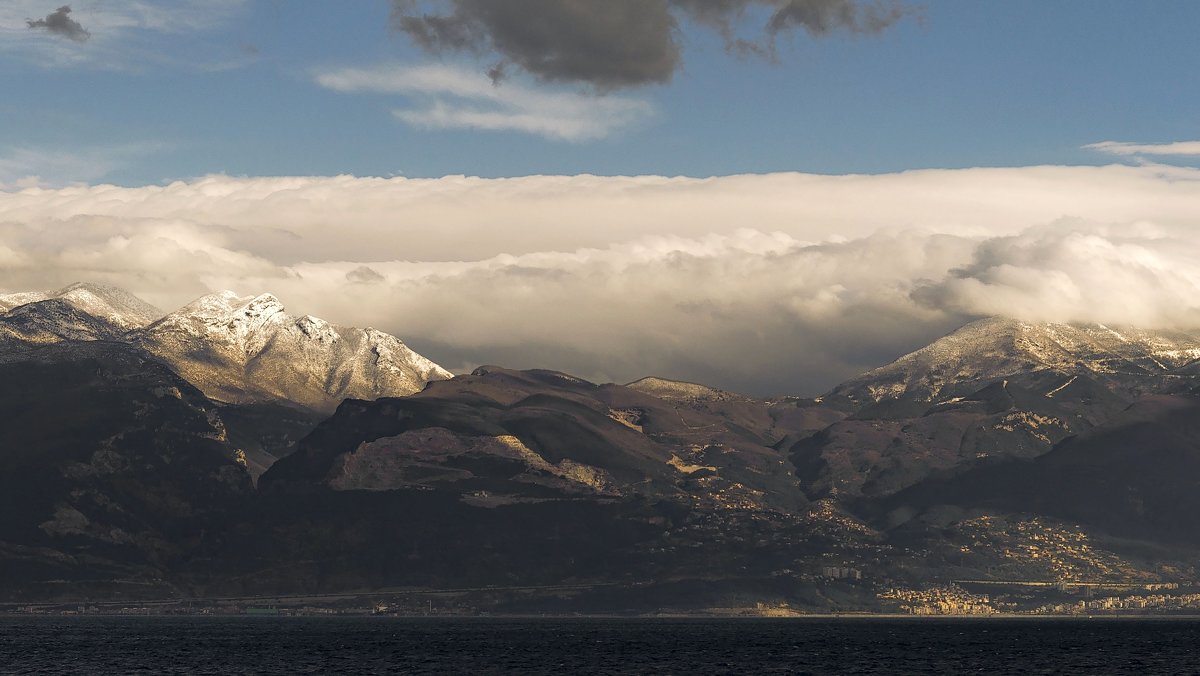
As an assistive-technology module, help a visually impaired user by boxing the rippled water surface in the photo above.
[2,616,1199,674]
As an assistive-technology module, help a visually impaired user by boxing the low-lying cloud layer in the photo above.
[2,164,1199,394]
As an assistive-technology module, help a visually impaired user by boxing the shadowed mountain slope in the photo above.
[0,342,252,601]
[0,299,126,345]
[791,318,1198,501]
[263,366,814,513]
[876,393,1200,545]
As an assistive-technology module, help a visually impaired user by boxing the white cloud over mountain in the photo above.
[2,164,1200,394]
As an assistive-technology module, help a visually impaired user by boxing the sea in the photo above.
[1,616,1199,674]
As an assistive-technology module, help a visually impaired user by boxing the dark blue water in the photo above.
[1,616,1198,674]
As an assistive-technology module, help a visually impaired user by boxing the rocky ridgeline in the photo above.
[0,283,452,412]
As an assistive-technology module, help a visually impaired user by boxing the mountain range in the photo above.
[0,283,451,413]
[2,282,1199,614]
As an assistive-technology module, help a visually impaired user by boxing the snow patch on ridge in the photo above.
[0,282,162,329]
[136,289,452,411]
[834,317,1200,402]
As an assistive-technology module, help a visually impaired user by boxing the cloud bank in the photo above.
[2,165,1200,395]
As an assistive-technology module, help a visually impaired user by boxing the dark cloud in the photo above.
[390,0,912,88]
[392,0,681,89]
[26,5,90,43]
[765,0,911,35]
[345,265,386,284]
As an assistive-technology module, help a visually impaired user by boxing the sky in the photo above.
[2,1,1200,395]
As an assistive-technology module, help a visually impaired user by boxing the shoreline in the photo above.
[7,611,1200,620]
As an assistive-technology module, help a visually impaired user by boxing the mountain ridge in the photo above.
[0,282,162,330]
[832,316,1200,404]
[135,290,452,412]
[0,283,452,413]
[4,284,1200,612]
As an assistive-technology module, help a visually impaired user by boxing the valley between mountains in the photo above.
[4,283,1200,615]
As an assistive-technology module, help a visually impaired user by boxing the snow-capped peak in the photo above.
[832,316,1200,403]
[0,281,161,329]
[136,289,452,411]
[296,314,339,343]
[179,290,285,321]
[150,291,289,356]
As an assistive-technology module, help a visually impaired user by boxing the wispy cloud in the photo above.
[315,64,655,141]
[1084,140,1200,157]
[0,0,249,70]
[0,143,162,188]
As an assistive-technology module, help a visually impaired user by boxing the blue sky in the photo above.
[3,1,1199,185]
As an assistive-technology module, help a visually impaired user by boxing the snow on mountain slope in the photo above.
[0,299,125,345]
[0,282,162,330]
[135,291,452,412]
[625,376,749,402]
[832,317,1200,403]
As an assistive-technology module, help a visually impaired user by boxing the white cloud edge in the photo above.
[0,0,251,71]
[1084,140,1200,157]
[0,143,167,188]
[315,63,655,142]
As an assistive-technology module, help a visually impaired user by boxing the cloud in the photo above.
[2,165,1200,395]
[0,143,162,188]
[390,0,913,89]
[316,64,654,141]
[26,5,89,41]
[391,0,682,89]
[1,0,248,70]
[915,223,1200,328]
[0,147,110,188]
[676,0,911,50]
[346,266,385,284]
[1085,140,1200,158]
